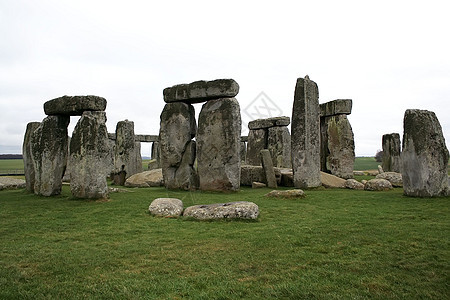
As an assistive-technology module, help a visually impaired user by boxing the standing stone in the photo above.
[246,128,267,165]
[267,126,291,168]
[240,141,247,163]
[401,109,449,197]
[31,115,70,196]
[69,111,110,199]
[382,133,402,173]
[197,98,241,191]
[323,115,355,179]
[291,76,321,188]
[22,122,41,192]
[260,149,277,188]
[159,102,198,190]
[113,120,142,184]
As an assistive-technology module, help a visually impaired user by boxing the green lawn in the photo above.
[0,159,24,174]
[0,186,448,299]
[353,157,380,171]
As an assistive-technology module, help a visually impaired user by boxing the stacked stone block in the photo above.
[319,99,355,179]
[246,117,291,168]
[25,95,110,199]
[161,79,241,191]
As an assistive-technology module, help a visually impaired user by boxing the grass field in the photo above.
[1,185,449,299]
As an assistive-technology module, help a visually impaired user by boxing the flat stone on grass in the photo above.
[183,201,259,220]
[265,189,305,198]
[149,198,184,217]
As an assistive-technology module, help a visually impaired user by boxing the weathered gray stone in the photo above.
[382,133,402,173]
[265,189,305,198]
[246,128,266,166]
[320,171,346,188]
[252,182,266,188]
[376,172,403,187]
[345,179,365,190]
[31,115,69,196]
[147,160,160,171]
[113,120,142,185]
[320,114,355,179]
[364,178,393,191]
[260,149,277,188]
[197,98,241,191]
[353,171,366,176]
[149,198,183,217]
[248,116,290,130]
[44,95,106,116]
[183,201,259,220]
[69,111,110,199]
[23,122,41,192]
[401,109,449,197]
[163,79,239,104]
[159,103,198,190]
[151,141,160,162]
[279,168,294,187]
[0,177,26,190]
[320,99,352,117]
[240,165,266,186]
[267,126,291,168]
[240,142,247,163]
[125,169,163,187]
[291,76,321,188]
[377,165,384,174]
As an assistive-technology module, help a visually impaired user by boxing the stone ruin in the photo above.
[382,133,402,173]
[160,79,241,191]
[401,109,449,197]
[246,116,291,168]
[24,95,110,198]
[291,75,321,188]
[319,99,355,179]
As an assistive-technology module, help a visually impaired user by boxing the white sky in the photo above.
[1,0,449,157]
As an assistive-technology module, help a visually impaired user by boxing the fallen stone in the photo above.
[44,95,107,116]
[163,79,239,103]
[183,202,259,220]
[291,75,321,188]
[240,165,266,186]
[149,198,183,217]
[252,182,266,188]
[345,179,365,190]
[265,189,305,198]
[197,98,241,191]
[0,177,26,190]
[366,170,379,176]
[376,172,403,187]
[320,171,346,188]
[401,109,449,197]
[320,99,352,117]
[364,179,393,191]
[248,116,290,130]
[353,171,366,176]
[361,180,368,185]
[377,165,384,174]
[125,169,164,187]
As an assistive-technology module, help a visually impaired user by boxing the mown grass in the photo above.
[353,157,380,171]
[1,185,449,299]
[0,159,24,173]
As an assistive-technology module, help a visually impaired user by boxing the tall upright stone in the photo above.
[159,102,198,190]
[382,133,402,173]
[31,115,70,196]
[22,122,41,192]
[291,76,321,188]
[69,111,110,199]
[246,128,267,165]
[401,109,449,197]
[113,120,142,185]
[267,126,291,168]
[197,98,241,191]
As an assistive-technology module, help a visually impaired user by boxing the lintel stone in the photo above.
[320,99,352,117]
[44,95,107,116]
[163,79,239,103]
[248,116,290,130]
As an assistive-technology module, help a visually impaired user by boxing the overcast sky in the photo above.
[1,0,449,157]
